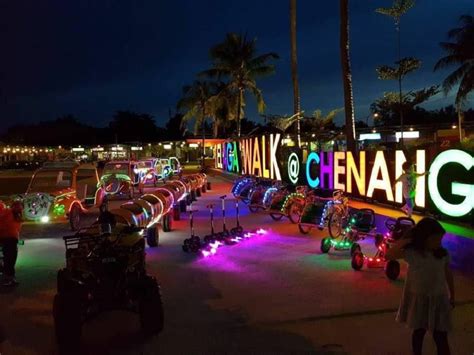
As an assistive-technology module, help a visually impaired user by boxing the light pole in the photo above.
[365,112,379,126]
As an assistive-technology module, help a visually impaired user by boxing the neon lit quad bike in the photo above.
[351,216,415,280]
[231,176,257,204]
[320,208,378,256]
[13,161,105,231]
[99,161,138,200]
[247,180,282,213]
[298,189,345,234]
[264,185,307,223]
[54,224,164,352]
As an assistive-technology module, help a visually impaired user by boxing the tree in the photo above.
[201,33,279,137]
[434,14,474,140]
[376,0,415,145]
[177,81,217,166]
[164,112,185,140]
[370,86,439,125]
[263,108,341,136]
[290,0,301,146]
[340,0,356,152]
[109,111,159,143]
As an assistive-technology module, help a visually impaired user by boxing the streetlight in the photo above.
[366,112,379,126]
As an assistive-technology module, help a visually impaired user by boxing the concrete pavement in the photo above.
[1,174,473,354]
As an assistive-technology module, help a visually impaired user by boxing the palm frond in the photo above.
[455,66,474,106]
[441,63,470,95]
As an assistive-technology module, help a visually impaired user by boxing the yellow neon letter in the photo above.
[395,150,407,203]
[252,136,262,176]
[346,151,366,195]
[262,136,270,178]
[367,151,394,201]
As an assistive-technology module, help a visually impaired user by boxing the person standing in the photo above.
[386,218,454,355]
[395,162,428,217]
[0,201,23,287]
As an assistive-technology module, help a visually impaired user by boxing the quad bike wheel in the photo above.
[173,205,181,221]
[385,260,400,280]
[139,276,164,337]
[351,251,364,270]
[162,214,172,232]
[53,292,83,351]
[180,199,187,213]
[350,242,361,256]
[270,213,283,221]
[146,226,159,247]
[69,204,82,231]
[298,224,311,235]
[328,213,343,239]
[320,237,331,253]
[249,205,258,213]
[288,202,302,224]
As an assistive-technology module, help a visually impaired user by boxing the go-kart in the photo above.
[351,216,415,280]
[53,221,164,352]
[320,208,378,256]
[264,185,307,223]
[298,189,345,234]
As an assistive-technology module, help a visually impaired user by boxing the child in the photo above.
[386,218,454,355]
[395,162,428,217]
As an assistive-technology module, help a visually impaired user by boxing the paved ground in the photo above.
[1,174,473,355]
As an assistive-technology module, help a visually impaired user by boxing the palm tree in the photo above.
[376,0,415,146]
[434,15,474,140]
[340,0,356,152]
[201,33,279,137]
[207,82,241,137]
[290,0,301,147]
[177,81,217,167]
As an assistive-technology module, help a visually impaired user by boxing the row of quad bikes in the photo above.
[232,176,416,281]
[51,173,208,353]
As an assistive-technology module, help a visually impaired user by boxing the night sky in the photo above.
[1,0,472,131]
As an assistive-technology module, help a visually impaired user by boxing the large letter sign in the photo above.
[306,152,320,188]
[367,151,394,201]
[428,149,474,217]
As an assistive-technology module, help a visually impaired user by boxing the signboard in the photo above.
[213,135,474,220]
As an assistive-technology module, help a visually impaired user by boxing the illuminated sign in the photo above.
[72,147,84,152]
[359,133,381,140]
[189,143,199,148]
[131,146,143,151]
[212,135,473,219]
[163,144,172,150]
[428,149,474,217]
[395,131,419,141]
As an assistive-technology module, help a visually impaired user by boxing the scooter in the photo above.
[230,199,244,238]
[182,204,201,253]
[203,204,218,244]
[215,195,238,245]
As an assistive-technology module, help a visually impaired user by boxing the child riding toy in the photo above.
[351,216,415,280]
[320,208,378,256]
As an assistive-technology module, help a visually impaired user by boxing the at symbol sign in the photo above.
[288,153,300,184]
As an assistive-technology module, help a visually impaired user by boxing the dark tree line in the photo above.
[1,111,186,146]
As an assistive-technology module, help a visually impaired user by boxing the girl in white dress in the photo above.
[386,217,454,355]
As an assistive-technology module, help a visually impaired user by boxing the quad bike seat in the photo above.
[353,209,376,233]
